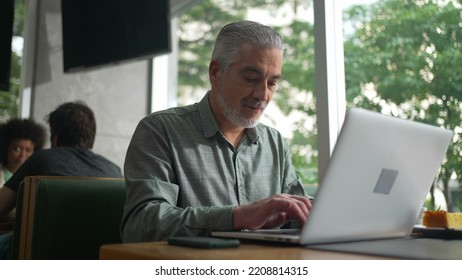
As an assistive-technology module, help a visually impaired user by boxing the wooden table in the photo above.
[99,241,394,260]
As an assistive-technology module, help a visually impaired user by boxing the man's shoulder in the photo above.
[148,103,199,119]
[60,148,122,177]
[256,123,284,138]
[32,147,109,162]
[90,151,119,166]
[139,103,200,130]
[90,154,123,177]
[26,148,59,160]
[254,123,289,147]
[31,147,80,157]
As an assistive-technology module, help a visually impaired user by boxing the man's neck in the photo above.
[222,126,246,148]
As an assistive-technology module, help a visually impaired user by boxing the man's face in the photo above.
[212,44,282,128]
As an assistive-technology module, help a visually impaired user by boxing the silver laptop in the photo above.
[212,108,453,245]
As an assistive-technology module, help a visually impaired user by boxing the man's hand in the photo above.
[232,194,312,230]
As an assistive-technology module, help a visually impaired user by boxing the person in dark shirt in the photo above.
[0,101,122,259]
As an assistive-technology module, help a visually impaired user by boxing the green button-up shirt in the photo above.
[121,92,308,242]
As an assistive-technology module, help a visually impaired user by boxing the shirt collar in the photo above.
[198,91,259,144]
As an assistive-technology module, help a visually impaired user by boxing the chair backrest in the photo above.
[11,176,125,259]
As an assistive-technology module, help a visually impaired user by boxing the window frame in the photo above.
[313,0,346,184]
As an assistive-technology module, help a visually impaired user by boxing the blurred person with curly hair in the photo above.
[0,118,46,187]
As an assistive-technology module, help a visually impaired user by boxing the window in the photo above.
[342,0,462,211]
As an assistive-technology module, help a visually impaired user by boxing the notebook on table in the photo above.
[212,108,453,247]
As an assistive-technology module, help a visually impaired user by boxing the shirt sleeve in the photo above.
[121,116,234,242]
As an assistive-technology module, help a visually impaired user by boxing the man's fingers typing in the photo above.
[232,194,313,230]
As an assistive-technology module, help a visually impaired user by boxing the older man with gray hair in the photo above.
[122,21,312,242]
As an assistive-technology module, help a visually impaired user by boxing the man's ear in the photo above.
[209,60,221,85]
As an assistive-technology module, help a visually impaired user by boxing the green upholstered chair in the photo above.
[11,176,125,259]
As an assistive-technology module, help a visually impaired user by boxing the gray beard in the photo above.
[217,89,260,128]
